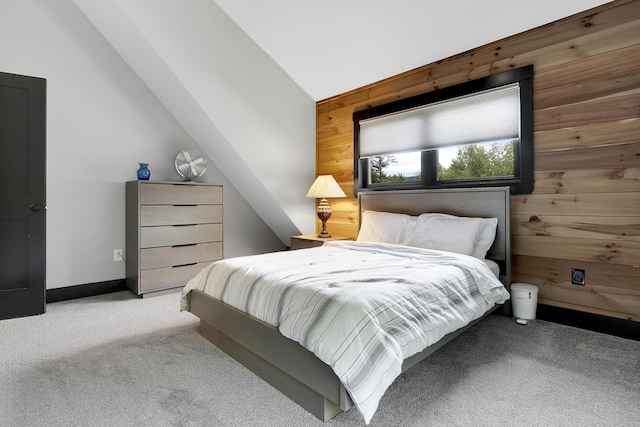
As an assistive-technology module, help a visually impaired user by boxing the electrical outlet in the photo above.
[113,249,123,262]
[571,268,585,286]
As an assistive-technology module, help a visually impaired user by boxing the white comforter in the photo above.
[181,241,509,424]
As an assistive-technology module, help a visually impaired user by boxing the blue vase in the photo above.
[137,163,150,180]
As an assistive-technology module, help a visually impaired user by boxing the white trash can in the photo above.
[511,283,538,323]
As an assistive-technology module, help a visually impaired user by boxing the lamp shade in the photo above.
[305,175,346,199]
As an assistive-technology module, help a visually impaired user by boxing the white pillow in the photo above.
[403,213,498,258]
[405,215,418,239]
[403,213,486,257]
[402,213,459,245]
[473,217,498,259]
[357,210,411,244]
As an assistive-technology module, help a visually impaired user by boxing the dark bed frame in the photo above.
[187,187,511,421]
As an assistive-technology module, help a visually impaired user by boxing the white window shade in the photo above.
[359,84,521,157]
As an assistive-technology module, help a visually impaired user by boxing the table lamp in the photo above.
[305,175,346,238]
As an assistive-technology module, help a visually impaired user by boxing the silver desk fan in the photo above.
[175,149,207,181]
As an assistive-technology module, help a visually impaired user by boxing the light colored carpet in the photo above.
[1,290,638,427]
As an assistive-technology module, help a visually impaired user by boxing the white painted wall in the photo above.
[73,0,318,245]
[0,0,286,289]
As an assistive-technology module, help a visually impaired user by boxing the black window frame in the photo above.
[353,65,534,195]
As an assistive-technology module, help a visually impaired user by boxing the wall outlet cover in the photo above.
[571,268,585,286]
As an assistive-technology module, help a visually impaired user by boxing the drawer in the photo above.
[140,262,211,292]
[141,205,222,226]
[141,242,222,269]
[140,183,222,205]
[141,223,222,248]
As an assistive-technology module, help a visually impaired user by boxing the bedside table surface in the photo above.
[292,234,350,242]
[290,234,351,250]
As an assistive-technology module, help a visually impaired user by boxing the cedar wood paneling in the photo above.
[315,0,640,321]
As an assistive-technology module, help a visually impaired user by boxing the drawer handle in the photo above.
[173,204,197,207]
[172,243,197,248]
[172,262,198,268]
[172,224,197,227]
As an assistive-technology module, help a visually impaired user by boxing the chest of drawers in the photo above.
[126,181,223,297]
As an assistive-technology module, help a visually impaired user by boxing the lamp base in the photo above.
[317,201,332,238]
[317,230,331,238]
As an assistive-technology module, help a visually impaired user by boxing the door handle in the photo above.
[29,203,44,212]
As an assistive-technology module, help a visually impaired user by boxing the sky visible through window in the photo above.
[381,152,419,178]
[380,148,455,178]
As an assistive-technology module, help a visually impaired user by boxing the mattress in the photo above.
[484,258,500,278]
[181,241,509,423]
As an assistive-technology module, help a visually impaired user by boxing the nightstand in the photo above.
[290,234,351,250]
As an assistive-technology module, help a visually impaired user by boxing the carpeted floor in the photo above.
[1,290,638,427]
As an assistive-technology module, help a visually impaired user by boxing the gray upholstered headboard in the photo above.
[358,187,511,285]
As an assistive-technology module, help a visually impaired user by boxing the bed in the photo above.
[181,187,511,424]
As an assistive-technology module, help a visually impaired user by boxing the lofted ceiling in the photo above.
[213,0,612,101]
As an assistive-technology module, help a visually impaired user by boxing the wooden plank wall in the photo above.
[315,0,640,322]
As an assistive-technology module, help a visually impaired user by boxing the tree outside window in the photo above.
[439,140,515,180]
[371,140,514,184]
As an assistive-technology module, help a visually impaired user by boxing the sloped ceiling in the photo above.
[213,0,612,101]
[73,0,611,246]
[73,0,317,246]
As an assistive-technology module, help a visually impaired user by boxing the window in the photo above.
[353,66,533,194]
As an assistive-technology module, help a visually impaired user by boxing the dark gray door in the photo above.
[0,71,46,320]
